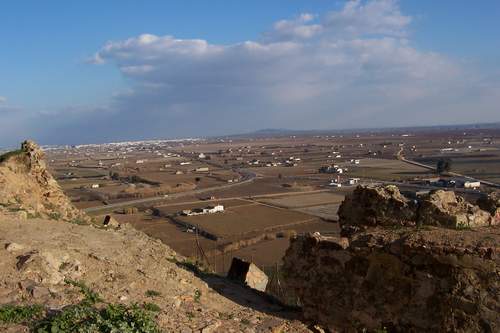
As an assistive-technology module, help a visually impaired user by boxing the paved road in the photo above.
[84,168,257,214]
[397,147,500,188]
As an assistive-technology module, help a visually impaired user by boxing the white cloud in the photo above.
[90,0,487,135]
[0,96,6,103]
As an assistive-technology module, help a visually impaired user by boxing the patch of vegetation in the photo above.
[186,311,195,320]
[194,289,202,303]
[0,304,44,324]
[145,290,161,298]
[64,279,103,304]
[456,222,471,230]
[69,218,88,225]
[0,149,23,164]
[31,279,161,332]
[218,312,234,320]
[240,318,250,325]
[48,212,62,220]
[170,257,212,277]
[27,212,42,219]
[142,303,161,312]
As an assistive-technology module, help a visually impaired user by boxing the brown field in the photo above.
[258,191,344,208]
[295,203,341,220]
[156,198,254,215]
[177,203,317,238]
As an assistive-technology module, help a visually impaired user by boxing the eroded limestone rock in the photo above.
[282,230,499,332]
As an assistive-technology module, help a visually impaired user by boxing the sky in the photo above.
[1,0,499,146]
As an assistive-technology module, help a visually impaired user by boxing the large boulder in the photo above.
[282,229,499,332]
[338,185,416,236]
[418,190,493,228]
[227,257,268,292]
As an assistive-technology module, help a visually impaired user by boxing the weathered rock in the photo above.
[227,257,269,292]
[5,242,25,252]
[477,191,500,224]
[282,229,499,332]
[338,185,416,236]
[418,190,493,228]
[103,215,120,228]
[0,141,90,224]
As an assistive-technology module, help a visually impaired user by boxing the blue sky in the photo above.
[1,1,499,146]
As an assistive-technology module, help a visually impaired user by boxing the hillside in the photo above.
[0,142,311,332]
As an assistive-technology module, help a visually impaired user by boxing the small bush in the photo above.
[145,290,161,298]
[48,212,62,220]
[64,279,102,305]
[34,280,160,333]
[143,303,161,312]
[194,289,202,303]
[0,304,44,324]
[35,303,160,333]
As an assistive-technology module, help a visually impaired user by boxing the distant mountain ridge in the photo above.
[222,121,500,139]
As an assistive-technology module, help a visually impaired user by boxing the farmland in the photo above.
[44,126,500,272]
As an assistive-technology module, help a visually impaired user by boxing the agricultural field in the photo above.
[345,158,434,181]
[176,202,318,239]
[258,191,344,208]
[44,126,500,274]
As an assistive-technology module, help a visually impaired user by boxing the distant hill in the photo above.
[221,122,500,139]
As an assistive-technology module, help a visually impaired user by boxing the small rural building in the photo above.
[198,153,206,159]
[195,167,209,172]
[91,184,100,189]
[181,204,224,216]
[464,181,481,189]
[348,178,360,185]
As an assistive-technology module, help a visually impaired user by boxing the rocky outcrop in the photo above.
[477,191,500,224]
[418,190,493,228]
[338,185,416,236]
[0,141,89,223]
[283,185,499,332]
[282,230,499,332]
[339,186,496,235]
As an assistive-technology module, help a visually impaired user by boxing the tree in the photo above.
[436,159,452,174]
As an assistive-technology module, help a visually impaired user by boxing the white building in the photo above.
[181,204,224,216]
[348,178,360,185]
[198,153,206,159]
[464,181,480,189]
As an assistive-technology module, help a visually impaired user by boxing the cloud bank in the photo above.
[2,0,499,146]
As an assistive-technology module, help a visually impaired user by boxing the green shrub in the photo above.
[194,289,202,303]
[145,290,161,298]
[48,212,62,220]
[0,304,44,324]
[34,280,160,332]
[35,303,160,333]
[143,303,161,312]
